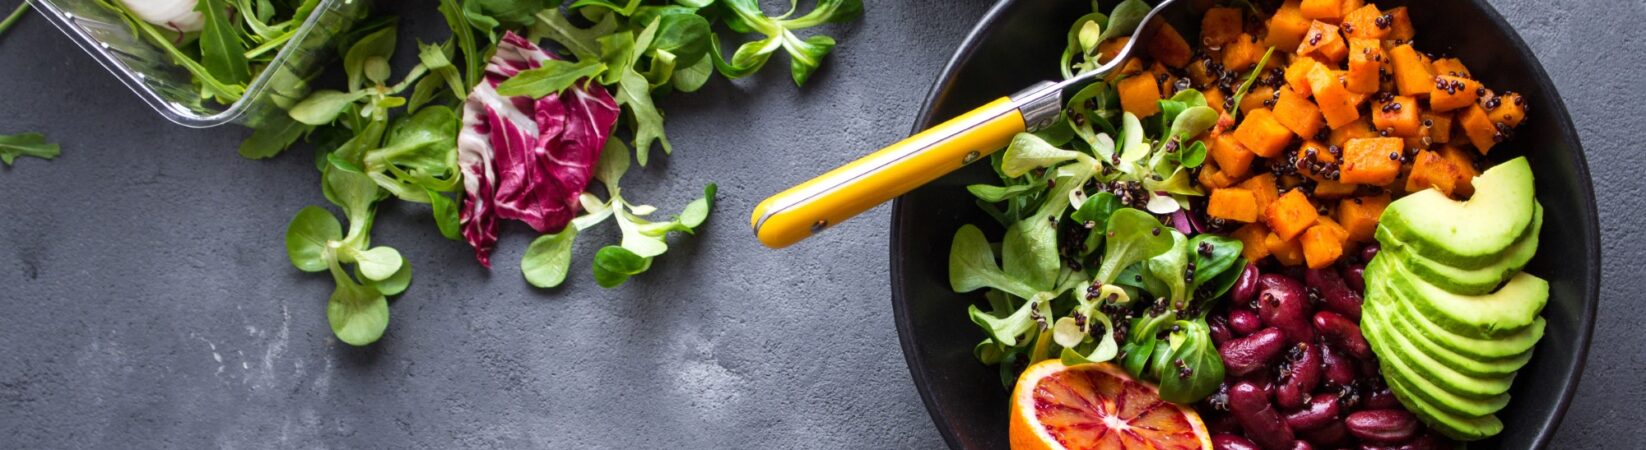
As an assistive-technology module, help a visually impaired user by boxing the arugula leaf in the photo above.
[1229,46,1277,121]
[239,115,310,159]
[196,0,252,85]
[0,132,61,166]
[290,90,369,125]
[532,8,618,61]
[496,59,608,98]
[710,0,859,85]
[522,227,578,288]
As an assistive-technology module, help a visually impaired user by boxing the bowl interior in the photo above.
[890,1,1598,448]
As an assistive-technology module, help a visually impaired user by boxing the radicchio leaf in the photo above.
[458,32,620,267]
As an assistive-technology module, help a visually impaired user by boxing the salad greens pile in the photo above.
[948,0,1246,404]
[0,132,61,167]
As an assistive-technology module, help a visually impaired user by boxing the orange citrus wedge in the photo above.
[1009,360,1212,450]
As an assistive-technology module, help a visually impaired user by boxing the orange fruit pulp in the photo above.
[1009,360,1212,450]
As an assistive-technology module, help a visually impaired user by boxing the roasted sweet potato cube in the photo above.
[1301,218,1350,269]
[1224,33,1265,71]
[1432,57,1472,79]
[1240,173,1281,213]
[1300,0,1343,21]
[1285,56,1320,97]
[1265,231,1306,266]
[1429,75,1481,112]
[1340,4,1388,39]
[1372,95,1421,137]
[1265,189,1321,241]
[1336,194,1390,242]
[1425,110,1454,144]
[1235,108,1296,158]
[1485,91,1527,128]
[1297,21,1348,64]
[1340,137,1404,185]
[1097,36,1130,64]
[1198,160,1240,189]
[1388,44,1434,97]
[1240,86,1277,116]
[1457,104,1500,154]
[1405,149,1468,197]
[1295,140,1337,180]
[1307,64,1361,128]
[1202,7,1245,47]
[1329,117,1378,146]
[1438,145,1479,196]
[1314,179,1359,199]
[1267,1,1314,52]
[1386,7,1415,40]
[1211,133,1257,179]
[1119,75,1163,118]
[1233,223,1273,262]
[1210,188,1262,223]
[1273,88,1326,139]
[1146,22,1193,68]
[1344,38,1383,94]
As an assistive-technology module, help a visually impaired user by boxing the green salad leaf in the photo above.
[0,132,61,166]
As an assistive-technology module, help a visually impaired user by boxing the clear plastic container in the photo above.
[32,0,366,128]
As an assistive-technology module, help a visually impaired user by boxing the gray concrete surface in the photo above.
[0,0,1639,448]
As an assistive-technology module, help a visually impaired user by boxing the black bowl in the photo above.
[890,1,1600,448]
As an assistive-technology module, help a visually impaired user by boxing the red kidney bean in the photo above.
[1399,431,1451,450]
[1314,311,1373,361]
[1346,409,1420,444]
[1320,343,1358,388]
[1213,434,1261,450]
[1229,381,1295,450]
[1229,308,1263,336]
[1206,410,1242,435]
[1220,328,1288,377]
[1210,314,1235,345]
[1299,421,1350,448]
[1343,264,1366,294]
[1289,441,1314,450]
[1283,394,1341,431]
[1360,243,1381,262]
[1306,268,1364,322]
[1259,275,1316,344]
[1233,264,1262,306]
[1276,342,1323,409]
[1364,386,1399,410]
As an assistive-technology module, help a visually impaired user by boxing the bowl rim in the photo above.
[888,1,1601,448]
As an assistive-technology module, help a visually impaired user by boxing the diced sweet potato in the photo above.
[1198,160,1240,189]
[1429,75,1481,112]
[1425,110,1453,144]
[1223,33,1264,72]
[1438,145,1479,196]
[1300,0,1343,21]
[1240,173,1281,214]
[1432,57,1472,79]
[1235,108,1296,158]
[1202,7,1245,47]
[1097,36,1130,64]
[1211,133,1257,179]
[1118,57,1145,76]
[1340,4,1388,39]
[1265,189,1320,241]
[1233,223,1273,262]
[1339,0,1365,16]
[1388,44,1434,97]
[1314,179,1358,199]
[1119,74,1163,118]
[1266,231,1306,266]
[1344,38,1383,94]
[1301,218,1349,269]
[1204,88,1228,114]
[1285,56,1320,97]
[1273,88,1326,138]
[1405,149,1468,197]
[1340,137,1403,185]
[1306,64,1361,128]
[1329,117,1378,146]
[1386,7,1415,41]
[1485,91,1527,128]
[1457,104,1499,154]
[1267,1,1314,52]
[1372,95,1421,137]
[1297,21,1348,64]
[1146,22,1193,68]
[1209,188,1261,223]
[1295,140,1337,180]
[1336,194,1390,242]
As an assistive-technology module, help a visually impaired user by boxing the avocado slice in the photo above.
[1376,203,1543,296]
[1367,296,1536,377]
[1363,314,1511,417]
[1383,370,1505,441]
[1370,257,1548,338]
[1373,275,1546,360]
[1361,299,1518,397]
[1380,157,1536,269]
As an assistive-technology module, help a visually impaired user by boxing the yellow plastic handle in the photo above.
[751,97,1027,248]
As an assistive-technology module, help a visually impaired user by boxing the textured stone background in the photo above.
[0,0,1639,448]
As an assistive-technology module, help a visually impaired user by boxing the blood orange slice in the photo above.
[1009,360,1211,450]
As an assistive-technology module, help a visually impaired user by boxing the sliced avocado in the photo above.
[1361,299,1517,397]
[1381,157,1536,268]
[1374,276,1546,360]
[1367,296,1535,377]
[1371,257,1548,338]
[1377,203,1543,295]
[1364,316,1511,418]
[1383,370,1505,441]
